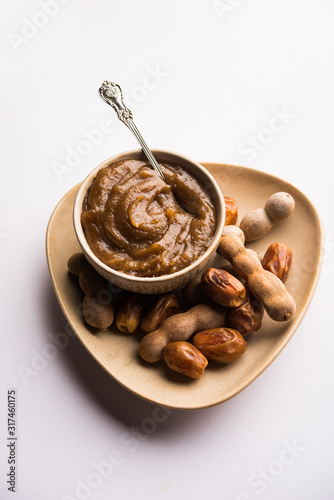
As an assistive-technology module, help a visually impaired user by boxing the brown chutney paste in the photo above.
[81,158,217,277]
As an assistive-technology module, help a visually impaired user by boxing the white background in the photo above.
[1,1,334,499]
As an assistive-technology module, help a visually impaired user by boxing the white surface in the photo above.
[1,1,334,499]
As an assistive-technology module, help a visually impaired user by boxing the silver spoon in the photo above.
[98,81,167,183]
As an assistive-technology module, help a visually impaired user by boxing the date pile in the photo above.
[68,192,296,380]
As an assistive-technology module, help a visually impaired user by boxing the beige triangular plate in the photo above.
[46,163,323,409]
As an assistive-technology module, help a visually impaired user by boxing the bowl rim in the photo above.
[73,148,225,283]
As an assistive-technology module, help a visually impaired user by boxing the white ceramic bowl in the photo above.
[73,149,225,294]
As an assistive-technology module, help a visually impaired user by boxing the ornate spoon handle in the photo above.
[98,81,167,183]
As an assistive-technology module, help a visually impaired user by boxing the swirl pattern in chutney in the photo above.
[81,158,217,277]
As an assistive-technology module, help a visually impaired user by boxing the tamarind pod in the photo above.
[139,301,227,363]
[217,233,296,322]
